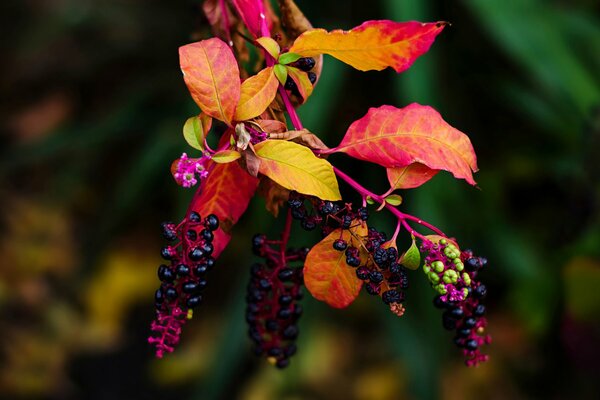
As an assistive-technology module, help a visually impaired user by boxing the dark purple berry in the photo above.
[205,214,219,231]
[356,266,370,280]
[465,339,478,351]
[333,239,348,251]
[176,263,190,277]
[154,288,164,303]
[283,325,299,339]
[183,281,199,293]
[382,289,402,304]
[158,265,175,282]
[186,295,202,308]
[369,270,384,284]
[165,287,178,299]
[308,71,317,84]
[278,268,294,281]
[474,284,487,299]
[295,57,315,71]
[365,282,381,295]
[201,229,214,242]
[189,212,201,223]
[473,304,486,316]
[189,247,204,261]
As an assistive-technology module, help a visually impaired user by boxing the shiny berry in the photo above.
[473,304,486,316]
[308,72,317,84]
[333,239,348,251]
[183,281,199,293]
[474,284,487,299]
[189,247,204,261]
[154,289,164,303]
[158,265,175,282]
[465,339,478,351]
[165,287,178,299]
[186,295,202,308]
[205,214,219,231]
[356,266,370,280]
[176,263,190,277]
[283,325,298,339]
[369,270,384,284]
[189,212,201,223]
[202,242,214,256]
[201,229,214,242]
[278,268,294,281]
[382,289,402,304]
[295,57,315,71]
[464,317,477,328]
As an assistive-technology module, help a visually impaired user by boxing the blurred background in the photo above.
[1,0,599,399]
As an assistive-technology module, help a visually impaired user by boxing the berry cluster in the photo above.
[422,239,491,365]
[288,191,368,234]
[148,212,219,357]
[289,192,408,315]
[338,226,409,316]
[284,57,317,98]
[246,234,306,368]
[172,152,211,188]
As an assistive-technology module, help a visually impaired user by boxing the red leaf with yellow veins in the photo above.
[234,67,279,121]
[304,223,367,308]
[334,104,478,185]
[289,20,446,73]
[190,161,259,259]
[254,140,341,200]
[179,38,241,126]
[387,163,439,190]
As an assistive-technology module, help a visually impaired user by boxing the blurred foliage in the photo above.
[0,0,599,399]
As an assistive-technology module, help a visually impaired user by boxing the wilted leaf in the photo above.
[278,0,314,40]
[289,20,446,73]
[268,129,329,151]
[400,238,420,270]
[190,161,259,258]
[183,114,212,151]
[179,38,241,125]
[212,149,241,163]
[254,140,341,200]
[387,163,439,190]
[257,177,290,217]
[304,223,367,308]
[334,104,478,185]
[234,67,279,121]
[256,119,287,133]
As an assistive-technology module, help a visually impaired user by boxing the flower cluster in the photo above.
[172,152,211,188]
[148,212,219,357]
[246,234,306,368]
[422,239,491,365]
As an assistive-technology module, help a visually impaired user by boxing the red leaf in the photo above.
[232,0,274,38]
[190,161,259,259]
[179,38,241,125]
[387,163,439,189]
[304,223,367,308]
[335,104,478,185]
[289,20,446,73]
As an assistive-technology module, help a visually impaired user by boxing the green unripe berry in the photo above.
[462,288,469,299]
[440,239,448,245]
[462,272,471,286]
[443,275,452,284]
[428,272,440,283]
[432,261,445,273]
[423,264,431,274]
[455,261,464,271]
[435,283,447,294]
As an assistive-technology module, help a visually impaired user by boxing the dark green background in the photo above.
[1,0,599,399]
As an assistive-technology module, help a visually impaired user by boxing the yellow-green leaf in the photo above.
[274,63,288,85]
[278,52,302,65]
[254,140,341,200]
[384,194,403,206]
[400,237,421,270]
[183,113,212,150]
[256,36,280,59]
[212,150,241,163]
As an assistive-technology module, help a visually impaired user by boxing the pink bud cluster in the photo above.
[172,152,211,188]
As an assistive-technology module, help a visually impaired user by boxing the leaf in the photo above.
[256,119,287,133]
[232,0,263,37]
[257,177,290,217]
[278,0,314,40]
[400,238,421,270]
[183,114,212,151]
[384,194,403,206]
[256,37,280,59]
[387,163,439,190]
[234,67,279,121]
[334,104,478,185]
[268,129,329,151]
[289,20,446,73]
[278,52,302,65]
[190,161,259,259]
[254,140,341,200]
[273,63,288,85]
[212,150,241,163]
[286,66,313,101]
[179,38,241,125]
[304,224,367,308]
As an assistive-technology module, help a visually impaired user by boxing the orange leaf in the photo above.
[387,163,439,190]
[254,140,341,200]
[179,38,241,125]
[234,67,279,121]
[304,223,367,308]
[286,66,313,102]
[190,161,259,259]
[335,104,478,185]
[289,20,446,73]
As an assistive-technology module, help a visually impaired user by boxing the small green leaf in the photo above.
[400,237,421,270]
[212,150,241,164]
[183,115,208,150]
[384,194,403,206]
[274,64,288,85]
[278,52,302,65]
[366,196,375,205]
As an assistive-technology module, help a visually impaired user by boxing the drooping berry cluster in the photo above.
[341,226,409,316]
[246,234,306,368]
[148,212,219,357]
[422,239,491,366]
[289,192,408,315]
[284,57,317,98]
